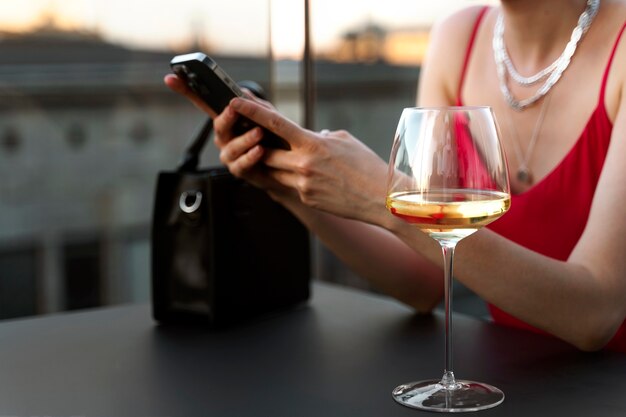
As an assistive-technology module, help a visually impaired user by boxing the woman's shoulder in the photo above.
[430,5,492,46]
[422,5,493,104]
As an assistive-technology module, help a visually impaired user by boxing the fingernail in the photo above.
[251,145,263,156]
[230,98,242,109]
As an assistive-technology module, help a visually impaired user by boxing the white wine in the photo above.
[386,189,510,241]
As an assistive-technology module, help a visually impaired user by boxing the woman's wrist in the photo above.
[267,187,320,218]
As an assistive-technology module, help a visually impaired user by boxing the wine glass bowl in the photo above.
[386,107,510,412]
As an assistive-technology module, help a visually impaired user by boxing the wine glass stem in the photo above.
[440,241,458,389]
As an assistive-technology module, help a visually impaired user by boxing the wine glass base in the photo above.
[392,379,504,413]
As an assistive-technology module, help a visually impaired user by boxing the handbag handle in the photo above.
[177,80,269,172]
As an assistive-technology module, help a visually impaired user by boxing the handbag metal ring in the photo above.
[179,191,202,213]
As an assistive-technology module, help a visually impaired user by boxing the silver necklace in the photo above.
[504,93,552,184]
[493,0,600,111]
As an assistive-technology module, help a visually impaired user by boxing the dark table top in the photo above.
[0,282,625,417]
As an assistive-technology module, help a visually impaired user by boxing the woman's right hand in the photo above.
[164,73,294,200]
[212,99,291,197]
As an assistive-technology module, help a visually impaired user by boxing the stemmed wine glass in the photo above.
[386,107,510,412]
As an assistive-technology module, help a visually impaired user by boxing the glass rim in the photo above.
[402,105,493,111]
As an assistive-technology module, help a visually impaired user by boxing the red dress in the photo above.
[456,7,626,352]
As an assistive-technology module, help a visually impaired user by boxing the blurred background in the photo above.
[0,0,494,320]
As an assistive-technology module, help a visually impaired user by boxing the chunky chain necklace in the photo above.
[493,0,600,111]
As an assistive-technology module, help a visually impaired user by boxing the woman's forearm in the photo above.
[276,179,624,350]
[277,190,624,350]
[389,220,624,351]
[276,195,444,312]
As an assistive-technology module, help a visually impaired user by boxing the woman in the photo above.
[165,0,626,352]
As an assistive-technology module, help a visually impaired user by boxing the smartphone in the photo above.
[170,52,289,150]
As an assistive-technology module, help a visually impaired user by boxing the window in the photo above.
[128,120,151,144]
[63,239,102,310]
[0,245,39,319]
[1,126,21,153]
[66,123,87,149]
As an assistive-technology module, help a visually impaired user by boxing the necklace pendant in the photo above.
[517,167,533,184]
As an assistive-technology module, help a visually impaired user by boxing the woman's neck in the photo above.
[499,0,591,72]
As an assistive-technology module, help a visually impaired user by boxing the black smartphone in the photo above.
[170,52,289,150]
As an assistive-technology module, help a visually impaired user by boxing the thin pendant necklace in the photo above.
[504,93,552,185]
[493,0,600,111]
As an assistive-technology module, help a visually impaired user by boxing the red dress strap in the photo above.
[599,21,626,105]
[456,6,490,105]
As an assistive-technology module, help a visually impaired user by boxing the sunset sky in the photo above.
[0,0,495,57]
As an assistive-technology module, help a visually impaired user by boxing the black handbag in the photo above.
[151,115,311,328]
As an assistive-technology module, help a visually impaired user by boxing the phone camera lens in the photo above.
[187,73,200,90]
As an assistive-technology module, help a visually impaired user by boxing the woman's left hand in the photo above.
[229,97,390,225]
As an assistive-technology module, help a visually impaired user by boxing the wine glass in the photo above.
[386,107,510,412]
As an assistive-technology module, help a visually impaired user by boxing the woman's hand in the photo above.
[228,97,390,225]
[164,73,292,198]
[163,73,218,118]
